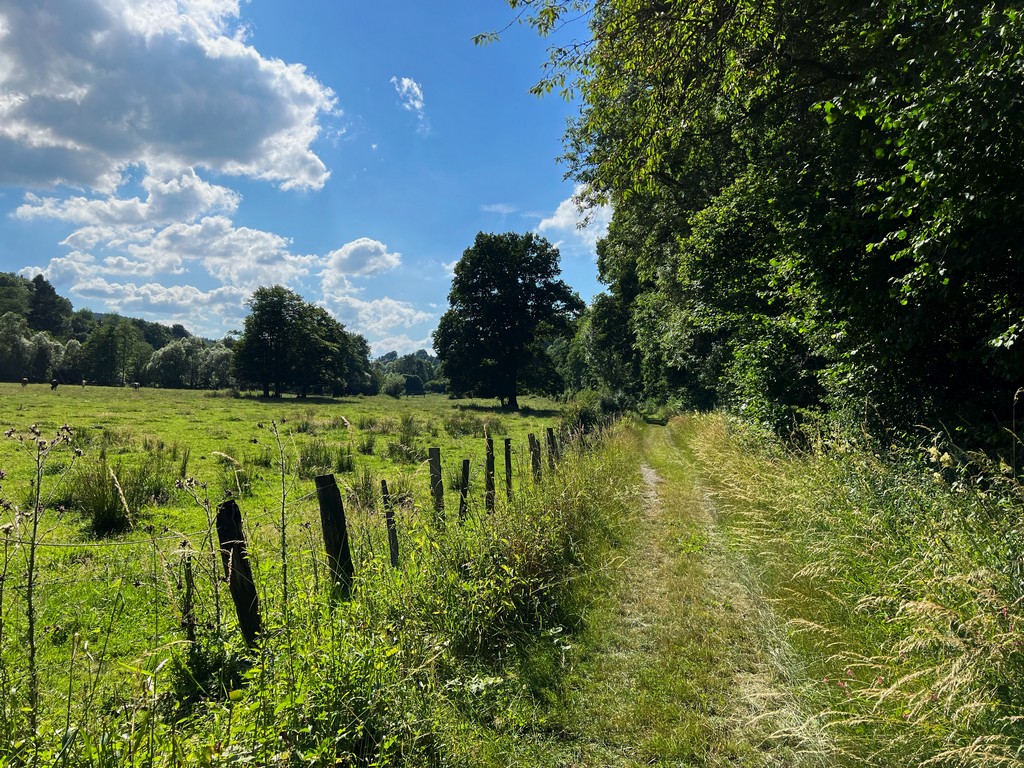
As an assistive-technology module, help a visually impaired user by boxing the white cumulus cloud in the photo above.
[322,294,433,338]
[323,238,401,287]
[0,0,337,191]
[538,185,613,252]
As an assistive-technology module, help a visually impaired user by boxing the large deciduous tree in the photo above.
[433,232,583,409]
[232,286,366,397]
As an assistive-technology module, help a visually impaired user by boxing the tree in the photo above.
[27,274,72,337]
[232,286,367,397]
[232,286,306,397]
[198,343,234,389]
[433,232,583,409]
[0,273,31,318]
[145,337,205,388]
[0,312,30,381]
[84,320,150,386]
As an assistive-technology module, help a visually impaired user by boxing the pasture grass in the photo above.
[0,383,643,765]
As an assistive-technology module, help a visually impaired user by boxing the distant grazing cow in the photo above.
[50,379,58,391]
[21,378,28,387]
[131,381,141,391]
[81,379,87,387]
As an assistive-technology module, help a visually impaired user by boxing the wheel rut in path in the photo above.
[558,424,822,767]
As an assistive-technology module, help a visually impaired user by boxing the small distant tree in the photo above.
[433,232,583,409]
[381,373,405,399]
[403,374,425,396]
[199,343,234,389]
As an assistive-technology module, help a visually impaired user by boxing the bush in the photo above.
[561,390,608,435]
[381,374,405,399]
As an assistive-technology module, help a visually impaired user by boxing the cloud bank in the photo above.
[0,0,336,191]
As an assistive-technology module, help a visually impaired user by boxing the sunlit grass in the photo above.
[0,384,649,765]
[678,412,1024,767]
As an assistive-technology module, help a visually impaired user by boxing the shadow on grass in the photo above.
[232,392,359,406]
[453,402,563,419]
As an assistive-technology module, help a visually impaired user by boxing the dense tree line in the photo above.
[502,0,1024,435]
[0,275,372,396]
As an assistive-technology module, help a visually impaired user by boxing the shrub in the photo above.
[381,374,405,399]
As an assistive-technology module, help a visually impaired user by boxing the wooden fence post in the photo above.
[528,433,542,482]
[381,480,400,568]
[504,438,513,501]
[485,436,495,512]
[546,427,560,468]
[215,498,261,648]
[181,548,196,646]
[315,474,355,602]
[428,447,445,524]
[459,459,470,521]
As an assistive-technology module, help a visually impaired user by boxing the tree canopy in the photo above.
[433,231,583,409]
[232,286,369,397]
[500,0,1024,433]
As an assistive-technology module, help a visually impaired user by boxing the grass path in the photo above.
[548,421,821,767]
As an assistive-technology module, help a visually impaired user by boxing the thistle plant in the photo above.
[4,424,79,741]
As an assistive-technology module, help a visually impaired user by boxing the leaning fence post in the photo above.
[428,447,445,524]
[485,436,496,512]
[315,474,355,602]
[546,426,560,469]
[504,438,513,501]
[381,480,400,568]
[215,499,262,648]
[528,433,542,482]
[459,459,471,521]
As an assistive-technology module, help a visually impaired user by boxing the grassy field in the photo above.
[5,386,1018,766]
[0,384,639,766]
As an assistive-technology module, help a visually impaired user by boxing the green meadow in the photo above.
[0,384,633,766]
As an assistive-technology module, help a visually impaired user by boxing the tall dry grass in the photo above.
[679,413,1024,767]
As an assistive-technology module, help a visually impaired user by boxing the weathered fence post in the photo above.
[459,459,471,521]
[215,499,261,648]
[546,427,560,469]
[381,479,400,568]
[315,474,355,602]
[504,438,513,501]
[528,433,542,482]
[181,548,196,646]
[485,436,496,512]
[428,447,445,524]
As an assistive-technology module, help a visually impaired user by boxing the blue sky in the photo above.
[0,0,607,354]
